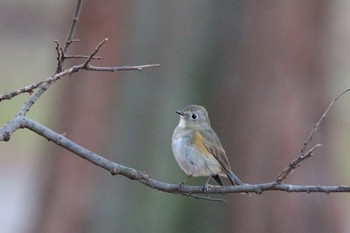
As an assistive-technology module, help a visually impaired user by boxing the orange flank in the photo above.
[193,132,211,156]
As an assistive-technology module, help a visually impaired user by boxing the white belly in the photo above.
[171,136,223,177]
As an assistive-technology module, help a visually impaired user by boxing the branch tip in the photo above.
[3,131,11,141]
[111,168,119,176]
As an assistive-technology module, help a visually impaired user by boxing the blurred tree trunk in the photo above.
[212,1,340,232]
[32,1,126,232]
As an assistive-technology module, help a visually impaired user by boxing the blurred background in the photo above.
[1,0,350,232]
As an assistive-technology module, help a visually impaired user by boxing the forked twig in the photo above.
[301,88,350,153]
[276,144,321,182]
[82,38,109,68]
[276,88,350,182]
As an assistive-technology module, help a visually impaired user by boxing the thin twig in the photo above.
[82,38,109,68]
[64,55,103,60]
[301,88,350,153]
[0,67,74,103]
[86,64,161,72]
[63,0,83,54]
[0,63,160,103]
[0,1,158,103]
[12,0,84,114]
[54,40,63,73]
[276,88,350,182]
[0,79,51,102]
[276,144,321,182]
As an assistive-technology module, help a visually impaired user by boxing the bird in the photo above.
[172,105,247,193]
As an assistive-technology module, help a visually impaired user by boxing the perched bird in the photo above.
[172,105,246,192]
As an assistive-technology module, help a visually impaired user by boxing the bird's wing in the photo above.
[195,129,244,186]
[197,129,232,172]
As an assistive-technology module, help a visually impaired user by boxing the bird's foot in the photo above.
[202,183,215,196]
[176,181,185,192]
[176,175,192,191]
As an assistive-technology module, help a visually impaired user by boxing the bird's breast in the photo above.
[171,129,223,176]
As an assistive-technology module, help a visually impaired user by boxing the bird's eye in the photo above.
[191,113,198,120]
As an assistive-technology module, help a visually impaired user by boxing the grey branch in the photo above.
[82,38,109,67]
[0,63,160,103]
[0,35,159,103]
[0,2,159,103]
[86,64,161,72]
[1,115,350,197]
[275,144,321,182]
[301,88,350,153]
[64,55,103,60]
[63,0,83,54]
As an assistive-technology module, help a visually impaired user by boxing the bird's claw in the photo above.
[202,183,214,196]
[176,181,185,191]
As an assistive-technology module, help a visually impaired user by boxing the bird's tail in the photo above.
[227,170,244,186]
[227,171,250,196]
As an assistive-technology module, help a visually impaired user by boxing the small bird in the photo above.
[172,105,246,192]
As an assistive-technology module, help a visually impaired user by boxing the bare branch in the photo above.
[64,55,103,60]
[0,3,158,103]
[63,0,83,54]
[82,38,109,68]
[0,117,23,142]
[275,89,350,182]
[4,0,84,114]
[1,116,348,197]
[0,63,160,103]
[86,64,161,72]
[276,144,321,182]
[301,88,350,153]
[0,66,75,103]
[17,84,49,116]
[54,40,63,73]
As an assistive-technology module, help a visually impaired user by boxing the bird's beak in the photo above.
[176,110,184,116]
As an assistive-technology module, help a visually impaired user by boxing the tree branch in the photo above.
[0,2,159,103]
[85,64,161,72]
[2,115,350,198]
[276,144,321,182]
[0,36,159,103]
[63,0,83,55]
[0,62,159,103]
[64,55,103,60]
[301,88,350,154]
[275,89,350,182]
